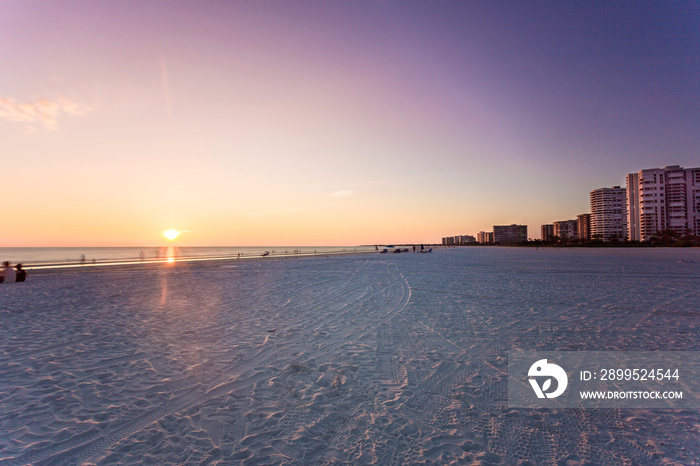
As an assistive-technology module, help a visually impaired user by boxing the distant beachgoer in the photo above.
[413,245,416,253]
[15,264,26,282]
[2,261,16,283]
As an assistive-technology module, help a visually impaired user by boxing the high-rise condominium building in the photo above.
[477,231,494,244]
[577,214,591,241]
[590,187,628,240]
[541,224,554,242]
[626,165,700,241]
[493,224,527,244]
[553,220,578,240]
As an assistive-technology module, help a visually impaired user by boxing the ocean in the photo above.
[0,246,376,268]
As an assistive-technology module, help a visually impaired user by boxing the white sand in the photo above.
[1,248,699,465]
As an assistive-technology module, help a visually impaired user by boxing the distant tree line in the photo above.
[526,229,700,247]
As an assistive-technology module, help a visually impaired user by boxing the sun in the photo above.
[163,229,180,241]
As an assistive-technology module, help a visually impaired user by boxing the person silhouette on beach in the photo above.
[15,264,27,282]
[2,261,16,283]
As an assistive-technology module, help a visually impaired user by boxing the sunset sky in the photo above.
[2,1,698,246]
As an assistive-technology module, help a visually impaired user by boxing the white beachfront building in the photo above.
[626,165,700,241]
[590,186,628,241]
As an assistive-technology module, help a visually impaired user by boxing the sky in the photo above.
[2,1,698,246]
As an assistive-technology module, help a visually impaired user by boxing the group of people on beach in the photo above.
[1,262,26,283]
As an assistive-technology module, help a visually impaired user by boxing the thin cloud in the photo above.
[328,190,355,198]
[0,97,92,130]
[57,98,91,116]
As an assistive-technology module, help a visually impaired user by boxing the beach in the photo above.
[1,248,699,465]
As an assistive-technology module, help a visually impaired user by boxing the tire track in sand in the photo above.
[18,258,411,465]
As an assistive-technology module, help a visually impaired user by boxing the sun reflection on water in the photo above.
[157,246,179,264]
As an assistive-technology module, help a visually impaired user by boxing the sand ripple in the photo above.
[1,249,699,464]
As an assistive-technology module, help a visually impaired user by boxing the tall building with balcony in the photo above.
[541,224,554,242]
[553,220,578,240]
[577,214,591,241]
[626,165,700,241]
[493,224,527,244]
[477,231,494,244]
[590,187,627,240]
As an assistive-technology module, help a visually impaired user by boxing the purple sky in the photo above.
[1,1,698,245]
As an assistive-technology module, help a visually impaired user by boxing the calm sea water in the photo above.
[0,246,376,268]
